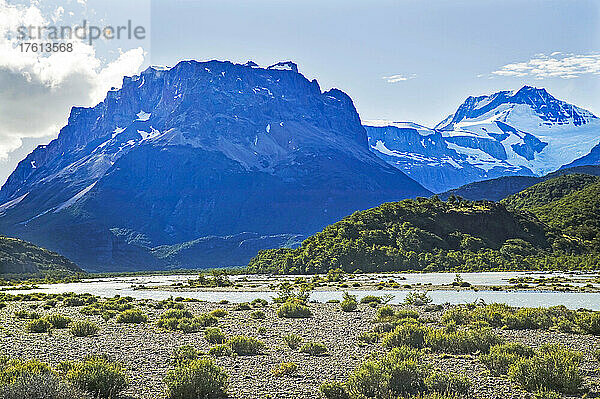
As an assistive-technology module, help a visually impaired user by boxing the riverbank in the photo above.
[0,297,598,398]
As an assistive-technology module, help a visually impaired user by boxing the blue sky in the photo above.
[0,0,598,183]
[148,0,600,126]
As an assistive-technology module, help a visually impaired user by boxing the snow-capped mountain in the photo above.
[0,60,429,271]
[366,86,600,192]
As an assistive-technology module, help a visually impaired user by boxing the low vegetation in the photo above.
[321,346,471,399]
[300,342,328,356]
[164,357,228,399]
[271,362,297,377]
[115,308,148,324]
[441,303,600,335]
[156,309,218,333]
[61,355,128,399]
[227,336,265,355]
[340,292,358,312]
[70,320,99,337]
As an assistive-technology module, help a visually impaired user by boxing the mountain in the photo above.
[440,165,600,201]
[366,86,600,192]
[248,176,600,274]
[0,60,429,271]
[0,236,81,276]
[364,121,533,193]
[561,142,600,169]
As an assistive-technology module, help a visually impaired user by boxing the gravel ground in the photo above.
[0,300,599,398]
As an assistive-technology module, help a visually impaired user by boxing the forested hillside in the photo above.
[248,174,600,274]
[0,236,82,277]
[503,175,600,251]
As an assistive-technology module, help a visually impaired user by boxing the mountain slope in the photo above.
[247,197,555,274]
[561,142,600,169]
[0,60,429,271]
[366,86,600,192]
[0,236,81,276]
[364,122,531,192]
[502,175,600,250]
[501,174,600,211]
[440,166,600,201]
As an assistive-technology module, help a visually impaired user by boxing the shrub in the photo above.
[208,345,233,358]
[209,309,228,318]
[171,346,199,365]
[396,309,420,320]
[251,298,268,307]
[64,356,128,399]
[277,301,312,318]
[160,309,193,320]
[441,307,471,326]
[424,371,471,395]
[383,323,427,349]
[360,295,382,305]
[357,331,379,344]
[372,323,394,334]
[0,373,91,399]
[271,362,297,377]
[227,336,265,355]
[177,315,219,334]
[300,342,327,356]
[508,344,583,393]
[14,310,40,319]
[375,305,395,321]
[480,342,534,375]
[25,318,52,333]
[80,297,134,317]
[250,310,265,319]
[425,327,502,354]
[404,291,432,306]
[471,303,510,327]
[504,308,554,330]
[115,309,147,324]
[576,312,600,335]
[533,388,563,399]
[70,320,99,337]
[164,358,228,399]
[283,333,302,349]
[44,314,71,329]
[555,317,574,333]
[233,303,251,311]
[320,381,350,399]
[340,292,358,312]
[157,310,217,333]
[204,328,226,344]
[346,347,423,397]
[0,358,53,386]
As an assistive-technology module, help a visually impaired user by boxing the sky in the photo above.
[0,0,598,184]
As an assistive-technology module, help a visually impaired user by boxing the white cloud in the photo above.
[382,73,417,83]
[0,0,145,162]
[492,52,600,79]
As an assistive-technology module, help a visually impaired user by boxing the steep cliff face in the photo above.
[0,60,429,271]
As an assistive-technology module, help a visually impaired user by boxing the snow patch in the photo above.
[112,127,125,138]
[0,193,28,213]
[136,111,151,121]
[54,182,97,213]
